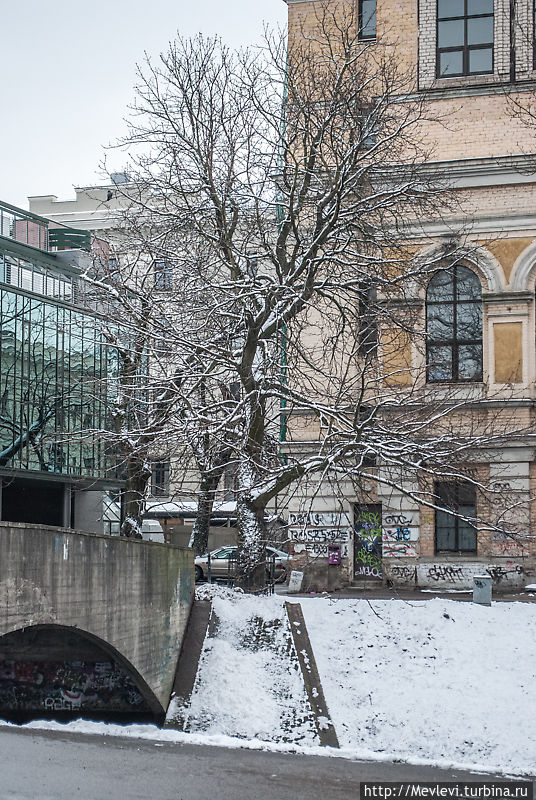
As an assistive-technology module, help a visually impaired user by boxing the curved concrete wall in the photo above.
[0,522,194,714]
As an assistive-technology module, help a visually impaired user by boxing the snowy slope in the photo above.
[300,596,536,776]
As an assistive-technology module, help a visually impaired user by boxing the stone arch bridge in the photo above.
[0,522,193,721]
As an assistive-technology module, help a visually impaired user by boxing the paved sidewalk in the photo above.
[276,584,536,602]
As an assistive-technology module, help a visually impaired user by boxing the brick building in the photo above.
[282,0,536,591]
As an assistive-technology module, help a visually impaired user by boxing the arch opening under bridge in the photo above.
[0,624,164,723]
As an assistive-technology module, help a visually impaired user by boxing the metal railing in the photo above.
[0,200,49,251]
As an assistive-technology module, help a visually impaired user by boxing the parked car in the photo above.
[194,546,290,582]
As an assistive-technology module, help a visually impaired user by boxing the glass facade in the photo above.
[0,201,48,251]
[0,220,117,481]
[0,247,77,303]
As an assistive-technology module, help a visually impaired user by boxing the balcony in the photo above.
[0,200,48,251]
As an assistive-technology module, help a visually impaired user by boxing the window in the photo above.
[213,547,235,559]
[246,254,259,278]
[435,482,477,552]
[426,265,482,382]
[151,460,170,497]
[358,283,378,356]
[437,0,494,78]
[154,260,173,291]
[359,0,376,40]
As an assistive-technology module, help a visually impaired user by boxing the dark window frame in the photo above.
[154,260,173,291]
[358,0,376,40]
[357,283,378,356]
[151,459,170,497]
[426,265,483,383]
[436,0,494,78]
[434,481,477,554]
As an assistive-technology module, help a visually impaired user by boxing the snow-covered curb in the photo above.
[0,717,529,778]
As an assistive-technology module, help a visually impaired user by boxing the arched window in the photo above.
[426,265,482,382]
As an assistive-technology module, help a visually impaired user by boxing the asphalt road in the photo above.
[0,726,523,800]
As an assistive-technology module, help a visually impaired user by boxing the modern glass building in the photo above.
[0,199,118,530]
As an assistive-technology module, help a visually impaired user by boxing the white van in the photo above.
[141,519,166,543]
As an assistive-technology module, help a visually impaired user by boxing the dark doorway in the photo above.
[1,477,65,526]
[354,503,382,581]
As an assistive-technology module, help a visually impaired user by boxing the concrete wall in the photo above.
[0,522,194,715]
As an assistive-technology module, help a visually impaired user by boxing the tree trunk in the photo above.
[190,447,232,554]
[120,455,151,538]
[190,475,219,555]
[236,487,267,591]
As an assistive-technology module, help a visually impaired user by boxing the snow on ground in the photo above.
[2,589,534,776]
[300,595,536,777]
[167,586,319,745]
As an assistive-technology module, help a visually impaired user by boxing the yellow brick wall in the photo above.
[286,0,536,163]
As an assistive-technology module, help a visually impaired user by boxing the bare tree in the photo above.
[90,6,530,584]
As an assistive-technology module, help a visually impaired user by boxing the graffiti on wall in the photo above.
[491,533,524,558]
[289,512,350,558]
[486,563,524,585]
[382,525,418,558]
[416,561,526,589]
[0,659,149,713]
[354,506,382,580]
[288,512,343,527]
[381,510,419,558]
[385,564,417,584]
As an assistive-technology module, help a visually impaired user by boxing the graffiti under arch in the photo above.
[0,625,156,719]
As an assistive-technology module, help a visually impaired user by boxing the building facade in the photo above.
[0,199,119,532]
[28,3,536,589]
[282,0,536,592]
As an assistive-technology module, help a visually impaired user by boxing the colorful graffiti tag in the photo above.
[0,659,149,713]
[354,505,382,580]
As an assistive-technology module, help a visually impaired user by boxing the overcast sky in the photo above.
[1,0,287,210]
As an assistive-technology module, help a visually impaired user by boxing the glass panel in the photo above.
[457,343,482,379]
[438,18,465,47]
[467,16,494,45]
[458,521,477,550]
[361,0,376,37]
[2,254,16,285]
[436,510,456,550]
[458,484,476,506]
[427,270,454,301]
[428,304,454,340]
[456,266,481,300]
[428,345,453,380]
[467,0,493,15]
[436,483,455,508]
[456,302,481,339]
[469,47,493,73]
[439,49,464,75]
[438,0,464,18]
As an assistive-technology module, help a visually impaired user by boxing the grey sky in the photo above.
[1,0,287,210]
